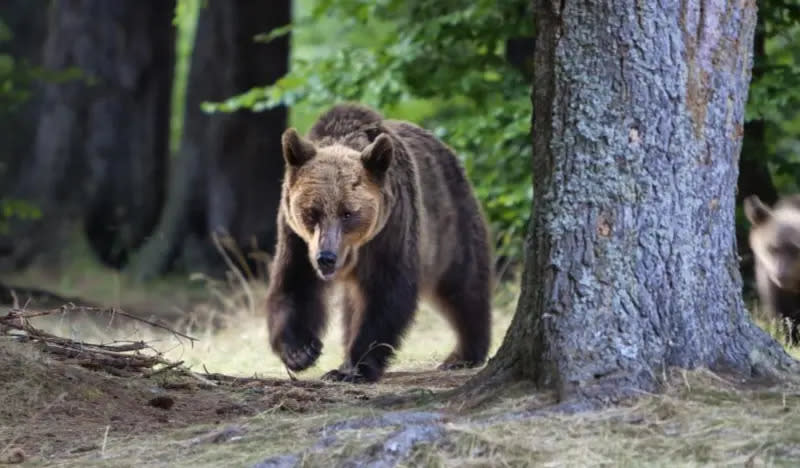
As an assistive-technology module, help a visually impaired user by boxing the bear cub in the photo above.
[265,103,492,383]
[745,194,800,343]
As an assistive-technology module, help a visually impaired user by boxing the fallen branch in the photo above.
[0,307,190,376]
[2,305,197,343]
[0,307,302,387]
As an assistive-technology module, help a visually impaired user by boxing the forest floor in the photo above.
[2,261,800,467]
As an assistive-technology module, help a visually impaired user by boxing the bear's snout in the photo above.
[316,250,338,276]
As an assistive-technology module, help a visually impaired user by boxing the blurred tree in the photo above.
[130,0,291,280]
[0,0,175,270]
[0,0,48,198]
[471,0,796,405]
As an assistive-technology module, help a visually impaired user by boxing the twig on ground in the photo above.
[145,360,185,378]
[178,369,219,388]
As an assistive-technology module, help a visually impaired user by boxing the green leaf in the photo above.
[254,23,293,43]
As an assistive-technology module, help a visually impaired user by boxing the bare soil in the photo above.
[0,338,473,465]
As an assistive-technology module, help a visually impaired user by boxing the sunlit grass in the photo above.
[161,280,517,378]
[2,258,518,380]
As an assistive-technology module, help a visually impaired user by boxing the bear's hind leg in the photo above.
[434,264,491,370]
[339,280,365,352]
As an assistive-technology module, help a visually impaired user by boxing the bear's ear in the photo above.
[360,133,393,179]
[282,128,316,167]
[744,195,771,226]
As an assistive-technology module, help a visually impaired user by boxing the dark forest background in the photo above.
[0,0,798,297]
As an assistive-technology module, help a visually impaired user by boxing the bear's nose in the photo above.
[317,251,337,272]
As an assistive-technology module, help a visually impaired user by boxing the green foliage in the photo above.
[746,2,800,192]
[204,0,533,259]
[0,198,40,234]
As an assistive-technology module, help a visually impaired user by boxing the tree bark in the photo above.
[1,0,174,270]
[476,0,796,405]
[130,0,290,280]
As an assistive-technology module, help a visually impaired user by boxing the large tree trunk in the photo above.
[476,0,796,405]
[0,0,174,270]
[130,0,290,280]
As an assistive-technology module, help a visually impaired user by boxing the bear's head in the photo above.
[280,127,393,281]
[745,194,800,291]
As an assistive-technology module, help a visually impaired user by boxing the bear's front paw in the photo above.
[280,333,322,371]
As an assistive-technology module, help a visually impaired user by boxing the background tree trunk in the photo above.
[477,0,795,405]
[0,0,49,198]
[130,0,290,280]
[0,0,174,270]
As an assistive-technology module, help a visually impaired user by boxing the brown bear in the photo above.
[744,194,800,343]
[265,103,492,383]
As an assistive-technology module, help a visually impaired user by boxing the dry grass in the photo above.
[0,274,518,380]
[417,371,800,467]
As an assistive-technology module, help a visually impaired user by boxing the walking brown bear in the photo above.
[265,103,492,383]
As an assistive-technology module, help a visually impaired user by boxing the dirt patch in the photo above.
[0,338,473,465]
[380,369,474,389]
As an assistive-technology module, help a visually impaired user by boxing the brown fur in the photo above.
[745,194,800,343]
[265,103,493,382]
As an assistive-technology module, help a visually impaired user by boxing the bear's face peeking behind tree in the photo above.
[280,128,393,281]
[745,195,800,292]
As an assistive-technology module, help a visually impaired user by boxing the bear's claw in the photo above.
[281,336,322,371]
[321,368,371,384]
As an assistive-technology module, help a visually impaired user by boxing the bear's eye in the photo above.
[303,208,322,226]
[340,209,359,228]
